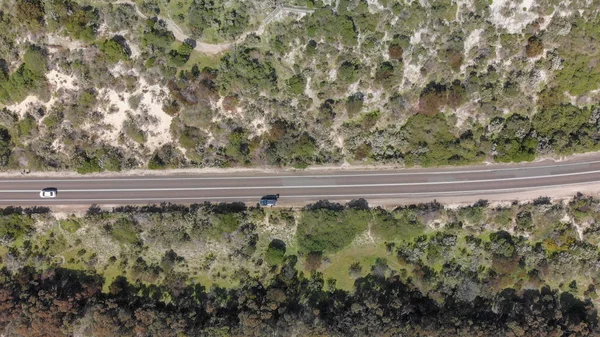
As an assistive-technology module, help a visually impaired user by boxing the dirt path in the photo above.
[114,0,231,55]
[113,1,313,55]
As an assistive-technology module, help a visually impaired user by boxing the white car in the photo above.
[40,188,58,198]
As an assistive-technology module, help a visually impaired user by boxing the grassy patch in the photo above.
[210,213,241,237]
[109,218,140,245]
[296,208,370,253]
[60,218,82,233]
[315,243,400,291]
[165,0,193,27]
[101,261,124,293]
[0,245,8,267]
[183,51,222,70]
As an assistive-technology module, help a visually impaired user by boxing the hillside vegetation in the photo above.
[0,0,598,172]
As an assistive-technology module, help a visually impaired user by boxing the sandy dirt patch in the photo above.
[490,0,539,33]
[97,76,172,151]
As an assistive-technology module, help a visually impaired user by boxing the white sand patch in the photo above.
[304,76,319,107]
[108,63,132,77]
[97,77,172,151]
[250,118,268,137]
[52,137,64,153]
[205,131,215,145]
[402,62,422,86]
[538,13,555,30]
[138,82,173,150]
[46,70,78,90]
[5,96,46,118]
[490,0,539,33]
[334,134,344,148]
[464,29,483,58]
[363,88,385,107]
[46,34,85,51]
[129,43,141,58]
[348,81,360,94]
[328,68,337,81]
[410,28,427,45]
[455,0,475,21]
[366,0,385,12]
[453,102,478,128]
[98,89,130,142]
[461,29,483,72]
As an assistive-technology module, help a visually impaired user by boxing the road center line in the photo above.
[0,180,596,203]
[1,168,600,193]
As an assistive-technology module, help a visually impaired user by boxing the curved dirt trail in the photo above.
[113,0,231,55]
[113,1,314,55]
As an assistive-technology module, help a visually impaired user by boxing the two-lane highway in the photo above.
[2,155,600,206]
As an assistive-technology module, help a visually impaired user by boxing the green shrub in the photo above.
[458,205,485,224]
[0,127,11,166]
[306,8,357,46]
[78,157,103,174]
[218,48,277,97]
[265,239,286,265]
[516,211,533,231]
[266,119,317,167]
[99,37,130,63]
[345,93,364,117]
[555,15,600,96]
[17,115,36,136]
[494,137,537,163]
[64,4,99,42]
[168,42,193,67]
[338,61,360,84]
[371,209,424,241]
[287,74,306,95]
[179,125,204,149]
[148,145,182,169]
[211,213,240,236]
[399,113,484,166]
[488,231,515,258]
[0,46,48,104]
[124,121,146,144]
[43,112,62,129]
[0,214,33,241]
[225,128,250,164]
[142,19,175,51]
[297,208,370,253]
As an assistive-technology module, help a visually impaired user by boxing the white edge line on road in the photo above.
[0,180,594,203]
[2,168,600,193]
[0,159,600,182]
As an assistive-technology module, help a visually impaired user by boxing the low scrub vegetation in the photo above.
[0,0,597,172]
[2,195,600,335]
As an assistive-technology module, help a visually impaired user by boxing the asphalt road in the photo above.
[2,156,600,206]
